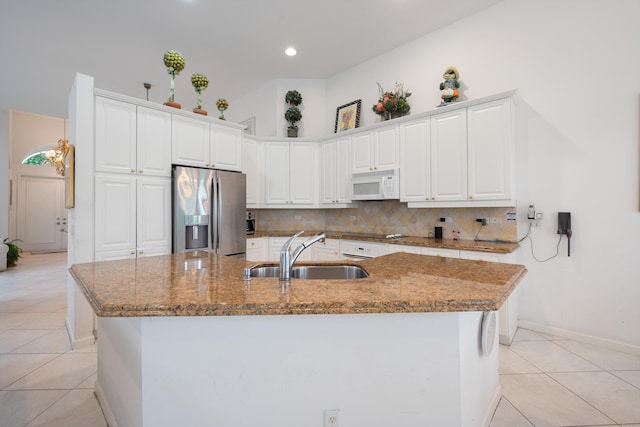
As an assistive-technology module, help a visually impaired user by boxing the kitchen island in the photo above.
[71,252,526,427]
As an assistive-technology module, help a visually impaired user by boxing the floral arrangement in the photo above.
[372,82,411,119]
[216,98,229,120]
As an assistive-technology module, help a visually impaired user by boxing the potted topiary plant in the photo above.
[285,90,303,137]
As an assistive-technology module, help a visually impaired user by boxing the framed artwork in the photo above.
[65,144,75,209]
[334,99,361,133]
[240,117,256,135]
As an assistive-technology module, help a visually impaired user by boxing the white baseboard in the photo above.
[95,380,118,427]
[482,385,502,427]
[518,320,640,356]
[65,318,95,350]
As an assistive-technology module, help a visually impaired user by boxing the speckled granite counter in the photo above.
[251,230,519,254]
[70,251,526,317]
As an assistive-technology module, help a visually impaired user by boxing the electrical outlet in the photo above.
[440,217,452,223]
[324,409,339,427]
[489,217,502,224]
[294,215,302,220]
[476,217,488,225]
[349,215,356,221]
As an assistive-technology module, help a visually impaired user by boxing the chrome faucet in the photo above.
[279,231,326,281]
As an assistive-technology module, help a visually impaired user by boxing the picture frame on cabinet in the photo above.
[240,117,256,135]
[334,99,361,133]
[64,143,75,208]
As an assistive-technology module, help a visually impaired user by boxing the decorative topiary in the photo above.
[285,90,303,137]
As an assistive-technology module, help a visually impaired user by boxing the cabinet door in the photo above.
[211,125,242,171]
[136,176,172,255]
[94,174,136,255]
[264,141,290,204]
[388,244,422,254]
[352,132,374,173]
[335,136,352,203]
[243,138,262,207]
[320,140,337,204]
[137,107,172,177]
[289,142,316,205]
[421,247,460,258]
[95,97,136,174]
[467,98,512,201]
[400,118,431,202]
[375,126,399,171]
[431,109,467,201]
[171,115,210,168]
[247,238,267,262]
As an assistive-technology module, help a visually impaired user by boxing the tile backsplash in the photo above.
[255,201,517,241]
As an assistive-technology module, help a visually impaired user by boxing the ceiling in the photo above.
[0,0,503,119]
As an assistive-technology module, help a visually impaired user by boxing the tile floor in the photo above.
[1,252,639,426]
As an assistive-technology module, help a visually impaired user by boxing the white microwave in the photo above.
[350,169,399,200]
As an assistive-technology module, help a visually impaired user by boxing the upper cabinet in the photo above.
[400,94,516,208]
[320,136,352,206]
[243,137,264,208]
[264,140,317,206]
[351,126,399,174]
[95,97,172,177]
[171,115,243,171]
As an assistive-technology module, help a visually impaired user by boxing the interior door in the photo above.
[17,175,67,253]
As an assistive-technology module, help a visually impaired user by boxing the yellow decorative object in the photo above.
[43,139,70,176]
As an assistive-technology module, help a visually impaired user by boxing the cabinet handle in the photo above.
[130,250,135,254]
[139,250,144,255]
[469,196,473,199]
[130,169,135,173]
[138,169,143,174]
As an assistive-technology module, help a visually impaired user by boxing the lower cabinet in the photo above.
[246,237,267,262]
[94,174,171,260]
[310,239,341,261]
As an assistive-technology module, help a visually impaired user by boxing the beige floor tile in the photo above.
[76,373,97,389]
[550,371,640,424]
[499,345,541,374]
[554,340,640,371]
[11,329,72,354]
[613,370,640,388]
[489,397,533,426]
[0,353,58,389]
[513,328,555,341]
[13,311,67,330]
[7,353,97,390]
[0,312,50,329]
[0,390,69,427]
[509,340,601,372]
[0,329,50,353]
[25,389,107,427]
[500,373,615,426]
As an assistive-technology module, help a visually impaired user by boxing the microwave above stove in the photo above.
[350,169,399,200]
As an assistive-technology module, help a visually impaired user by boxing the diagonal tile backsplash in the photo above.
[255,201,517,241]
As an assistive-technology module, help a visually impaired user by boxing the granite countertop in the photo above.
[70,251,527,318]
[250,230,519,254]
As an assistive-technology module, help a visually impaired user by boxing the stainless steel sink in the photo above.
[247,264,368,280]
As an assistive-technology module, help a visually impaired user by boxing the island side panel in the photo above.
[95,317,143,427]
[90,312,500,427]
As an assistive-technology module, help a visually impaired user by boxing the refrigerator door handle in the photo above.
[212,177,220,252]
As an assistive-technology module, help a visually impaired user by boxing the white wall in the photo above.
[0,111,9,239]
[240,0,640,350]
[229,78,326,138]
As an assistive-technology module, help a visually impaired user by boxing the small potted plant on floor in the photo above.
[2,238,22,269]
[285,90,303,137]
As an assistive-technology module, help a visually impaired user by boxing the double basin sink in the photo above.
[247,264,369,280]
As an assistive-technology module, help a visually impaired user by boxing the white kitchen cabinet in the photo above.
[310,239,342,261]
[320,137,352,206]
[247,237,267,262]
[387,244,422,254]
[467,98,513,201]
[431,108,468,202]
[95,97,137,175]
[210,124,242,171]
[351,125,399,174]
[421,247,460,258]
[399,118,431,202]
[264,140,317,206]
[171,115,210,168]
[172,115,243,171]
[94,173,171,260]
[93,102,172,177]
[243,137,263,207]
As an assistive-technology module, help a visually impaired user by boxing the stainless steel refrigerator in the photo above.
[172,165,246,257]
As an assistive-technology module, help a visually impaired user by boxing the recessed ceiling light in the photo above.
[285,47,297,57]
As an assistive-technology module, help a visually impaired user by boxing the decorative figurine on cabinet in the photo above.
[438,66,460,106]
